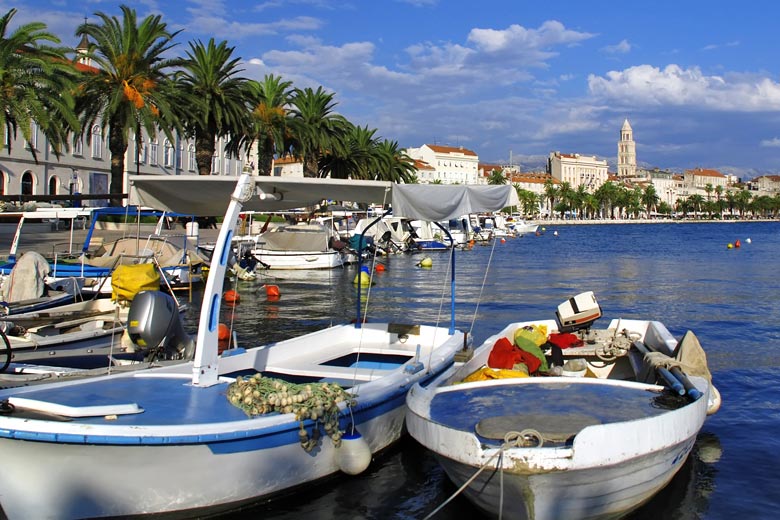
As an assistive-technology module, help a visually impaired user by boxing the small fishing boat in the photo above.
[406,291,720,520]
[0,174,519,519]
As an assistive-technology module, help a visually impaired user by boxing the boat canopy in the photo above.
[128,176,519,220]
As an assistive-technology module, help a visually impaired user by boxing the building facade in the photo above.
[548,151,608,191]
[404,144,480,184]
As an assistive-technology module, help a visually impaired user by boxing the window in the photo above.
[163,139,173,167]
[149,140,158,166]
[223,153,230,175]
[27,122,38,150]
[21,171,34,195]
[48,176,59,195]
[91,125,102,159]
[73,136,83,156]
[135,139,147,164]
[176,143,183,171]
[187,144,196,171]
[211,153,220,174]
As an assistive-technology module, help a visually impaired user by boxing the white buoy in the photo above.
[553,230,559,236]
[336,429,372,475]
[746,238,752,244]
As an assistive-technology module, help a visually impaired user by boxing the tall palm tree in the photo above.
[241,74,295,177]
[289,86,349,178]
[319,123,378,180]
[75,5,181,205]
[175,38,252,176]
[543,178,557,218]
[641,184,659,217]
[376,140,416,183]
[0,8,79,160]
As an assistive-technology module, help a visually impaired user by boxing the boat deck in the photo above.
[429,379,683,446]
[2,374,245,427]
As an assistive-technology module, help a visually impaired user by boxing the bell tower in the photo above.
[617,119,636,178]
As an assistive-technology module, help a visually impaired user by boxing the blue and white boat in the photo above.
[406,291,721,519]
[0,174,518,519]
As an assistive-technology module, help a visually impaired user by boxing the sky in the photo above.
[8,1,780,179]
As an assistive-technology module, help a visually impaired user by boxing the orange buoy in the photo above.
[375,263,386,272]
[218,323,230,341]
[735,239,741,248]
[223,290,240,303]
[264,285,281,299]
[500,238,506,244]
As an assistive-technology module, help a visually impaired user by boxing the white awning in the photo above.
[128,175,519,220]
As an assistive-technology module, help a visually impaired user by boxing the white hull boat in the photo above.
[406,292,720,520]
[0,174,520,518]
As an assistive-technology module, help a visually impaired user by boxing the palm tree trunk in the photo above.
[195,132,215,176]
[109,122,128,207]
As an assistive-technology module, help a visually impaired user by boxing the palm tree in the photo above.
[175,38,252,176]
[687,194,705,219]
[543,178,557,218]
[487,169,506,185]
[243,74,294,176]
[289,86,349,178]
[319,124,378,180]
[641,184,659,217]
[75,5,181,205]
[375,140,416,183]
[0,8,79,160]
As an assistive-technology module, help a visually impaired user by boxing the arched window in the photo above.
[48,176,59,195]
[176,143,183,171]
[91,125,102,159]
[187,144,196,171]
[163,139,174,167]
[21,171,34,195]
[73,136,83,156]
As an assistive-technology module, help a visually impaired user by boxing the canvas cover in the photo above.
[111,264,160,302]
[391,184,520,221]
[1,251,49,302]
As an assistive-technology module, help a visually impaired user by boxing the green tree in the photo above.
[75,5,181,205]
[641,184,659,217]
[543,178,557,218]
[375,140,416,183]
[687,194,705,218]
[289,86,349,178]
[244,74,294,176]
[487,169,506,185]
[176,38,252,176]
[0,8,79,160]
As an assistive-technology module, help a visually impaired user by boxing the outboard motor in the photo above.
[555,291,602,333]
[127,291,195,361]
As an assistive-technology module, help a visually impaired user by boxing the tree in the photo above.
[289,86,349,178]
[542,178,557,218]
[687,194,705,219]
[243,74,294,176]
[75,5,181,205]
[375,140,416,183]
[641,184,659,217]
[176,38,252,176]
[487,169,506,185]
[0,8,79,160]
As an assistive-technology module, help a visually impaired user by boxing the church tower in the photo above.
[617,119,636,178]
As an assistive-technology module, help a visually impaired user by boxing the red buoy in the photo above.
[265,285,281,301]
[223,290,240,303]
[218,323,230,341]
[375,264,386,272]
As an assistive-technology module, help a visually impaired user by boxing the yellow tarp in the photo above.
[111,264,160,302]
[460,366,530,383]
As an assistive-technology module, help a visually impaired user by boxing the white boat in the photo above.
[406,291,720,520]
[239,222,351,270]
[0,174,519,519]
[506,214,539,235]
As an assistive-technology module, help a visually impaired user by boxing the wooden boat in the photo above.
[0,174,519,519]
[406,291,721,520]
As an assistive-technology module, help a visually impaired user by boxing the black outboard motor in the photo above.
[127,291,195,361]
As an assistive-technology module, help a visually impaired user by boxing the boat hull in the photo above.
[0,322,465,519]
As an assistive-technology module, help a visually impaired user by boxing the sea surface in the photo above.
[180,221,780,519]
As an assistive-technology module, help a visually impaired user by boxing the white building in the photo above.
[405,144,480,184]
[548,151,608,191]
[617,119,637,179]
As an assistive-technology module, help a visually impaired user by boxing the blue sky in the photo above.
[9,1,780,178]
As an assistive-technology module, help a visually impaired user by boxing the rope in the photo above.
[424,428,544,519]
[467,235,498,338]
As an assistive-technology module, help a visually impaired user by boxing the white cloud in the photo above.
[588,64,780,112]
[602,39,631,54]
[760,137,780,147]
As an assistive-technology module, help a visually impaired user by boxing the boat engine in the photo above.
[556,291,602,333]
[126,291,195,361]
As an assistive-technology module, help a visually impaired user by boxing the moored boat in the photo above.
[0,174,519,519]
[406,291,720,519]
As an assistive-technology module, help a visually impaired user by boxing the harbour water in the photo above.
[179,221,780,519]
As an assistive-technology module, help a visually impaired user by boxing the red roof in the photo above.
[426,144,477,156]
